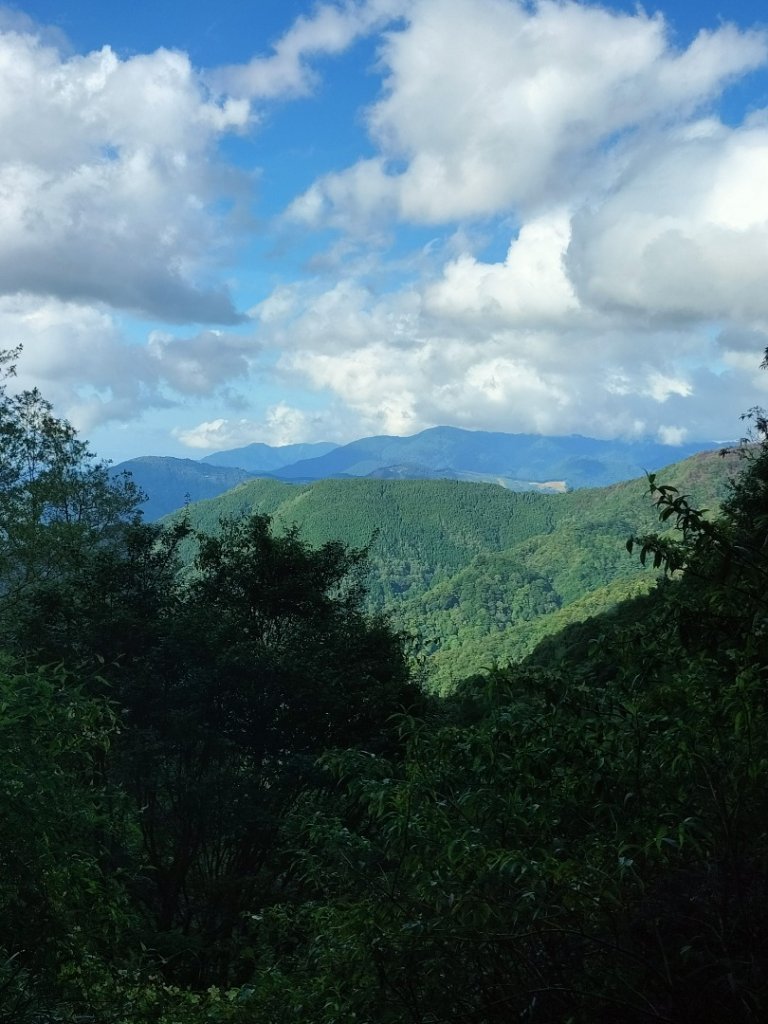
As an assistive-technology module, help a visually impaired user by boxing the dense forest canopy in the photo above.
[2,349,768,1022]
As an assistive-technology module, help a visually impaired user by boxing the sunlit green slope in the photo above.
[167,448,741,690]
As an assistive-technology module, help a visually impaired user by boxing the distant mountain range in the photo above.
[263,426,713,488]
[200,440,338,472]
[113,426,724,520]
[161,447,742,691]
[110,458,256,521]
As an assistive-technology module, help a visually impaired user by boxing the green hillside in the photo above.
[168,447,741,690]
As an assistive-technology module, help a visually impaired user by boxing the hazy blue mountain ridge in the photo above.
[110,457,257,520]
[267,426,715,487]
[117,427,725,520]
[201,440,338,471]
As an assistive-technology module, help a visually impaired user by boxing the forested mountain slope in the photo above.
[169,446,740,689]
[118,429,721,519]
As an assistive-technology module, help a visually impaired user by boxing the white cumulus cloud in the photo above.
[269,0,768,446]
[3,295,262,432]
[424,212,580,327]
[174,402,342,450]
[6,1,768,454]
[0,26,250,322]
[567,118,768,326]
[288,0,767,227]
[213,0,404,100]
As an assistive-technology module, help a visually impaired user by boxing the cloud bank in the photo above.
[268,0,768,447]
[0,27,251,323]
[3,1,768,452]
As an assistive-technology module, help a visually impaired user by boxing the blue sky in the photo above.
[2,0,768,461]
